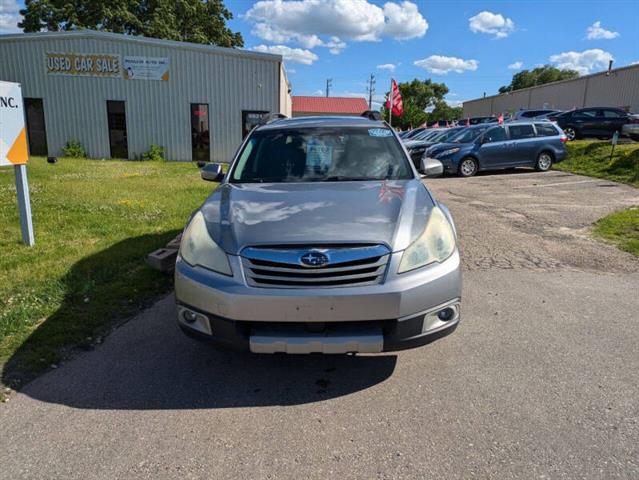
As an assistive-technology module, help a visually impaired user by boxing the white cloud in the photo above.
[312,89,324,96]
[414,55,478,75]
[244,0,427,54]
[287,68,296,74]
[0,0,21,33]
[508,61,523,70]
[586,21,619,40]
[549,49,613,75]
[252,45,319,65]
[377,63,396,72]
[446,99,464,108]
[468,11,515,39]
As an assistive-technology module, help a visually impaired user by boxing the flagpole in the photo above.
[389,79,393,127]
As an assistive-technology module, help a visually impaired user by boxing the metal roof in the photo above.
[292,96,369,114]
[0,29,282,62]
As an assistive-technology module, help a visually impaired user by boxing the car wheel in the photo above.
[535,151,553,172]
[458,157,478,177]
[564,127,577,141]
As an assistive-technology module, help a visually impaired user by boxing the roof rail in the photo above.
[360,110,382,121]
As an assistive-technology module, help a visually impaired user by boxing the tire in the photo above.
[535,151,553,172]
[457,157,478,177]
[563,127,577,141]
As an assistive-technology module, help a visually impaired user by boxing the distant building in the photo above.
[463,64,639,118]
[0,30,292,161]
[292,96,369,117]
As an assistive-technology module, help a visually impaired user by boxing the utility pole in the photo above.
[367,74,376,109]
[325,78,332,97]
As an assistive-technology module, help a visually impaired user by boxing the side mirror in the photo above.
[419,157,444,177]
[200,163,225,182]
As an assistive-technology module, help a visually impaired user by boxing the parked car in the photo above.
[467,116,499,125]
[402,127,427,140]
[175,115,462,353]
[549,107,636,140]
[622,120,639,141]
[424,122,567,177]
[512,109,562,121]
[405,127,465,168]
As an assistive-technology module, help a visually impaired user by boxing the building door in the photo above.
[106,100,129,159]
[191,104,210,162]
[242,110,269,138]
[24,98,48,156]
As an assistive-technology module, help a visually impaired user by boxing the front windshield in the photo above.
[230,127,413,183]
[449,126,489,143]
[435,128,464,142]
[412,129,437,141]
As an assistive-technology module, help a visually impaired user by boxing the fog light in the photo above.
[437,308,455,322]
[182,309,198,324]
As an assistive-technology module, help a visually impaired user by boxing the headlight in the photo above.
[398,206,456,273]
[179,211,232,275]
[436,147,460,157]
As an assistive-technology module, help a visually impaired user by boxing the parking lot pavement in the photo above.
[1,171,638,479]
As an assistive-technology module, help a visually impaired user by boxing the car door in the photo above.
[572,109,599,136]
[478,126,509,169]
[601,109,628,137]
[506,124,537,165]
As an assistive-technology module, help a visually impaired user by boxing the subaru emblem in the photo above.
[300,251,329,267]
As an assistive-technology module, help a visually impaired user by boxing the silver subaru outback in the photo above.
[175,116,462,354]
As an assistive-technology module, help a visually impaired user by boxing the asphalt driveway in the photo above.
[2,170,638,479]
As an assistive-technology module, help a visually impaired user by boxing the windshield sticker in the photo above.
[306,138,333,174]
[368,128,393,137]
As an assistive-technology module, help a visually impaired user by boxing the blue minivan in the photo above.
[424,122,568,177]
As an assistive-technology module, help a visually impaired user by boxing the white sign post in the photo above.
[0,80,34,246]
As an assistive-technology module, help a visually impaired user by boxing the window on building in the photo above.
[508,124,535,140]
[191,104,210,162]
[106,101,128,159]
[24,98,48,156]
[242,111,269,139]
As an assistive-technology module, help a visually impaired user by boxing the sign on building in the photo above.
[0,80,34,246]
[46,52,121,77]
[123,56,170,81]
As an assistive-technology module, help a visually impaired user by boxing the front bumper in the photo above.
[174,249,462,353]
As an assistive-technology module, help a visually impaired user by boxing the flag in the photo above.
[498,113,504,125]
[465,118,470,127]
[387,79,403,117]
[432,121,439,128]
[445,121,450,128]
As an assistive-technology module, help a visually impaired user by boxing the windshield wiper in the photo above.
[322,175,365,182]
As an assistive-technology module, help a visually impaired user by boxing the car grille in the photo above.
[241,244,390,289]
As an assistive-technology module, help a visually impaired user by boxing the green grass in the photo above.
[554,140,639,187]
[0,157,212,386]
[592,207,639,257]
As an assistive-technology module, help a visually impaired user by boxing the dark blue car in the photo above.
[424,122,568,177]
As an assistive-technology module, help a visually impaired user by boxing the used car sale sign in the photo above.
[0,80,29,166]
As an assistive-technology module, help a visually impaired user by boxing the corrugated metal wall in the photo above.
[0,32,283,161]
[463,64,639,117]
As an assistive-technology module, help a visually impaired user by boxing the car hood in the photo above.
[199,180,435,254]
[427,142,472,156]
[405,140,436,149]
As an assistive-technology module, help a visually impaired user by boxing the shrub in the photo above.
[62,139,87,158]
[140,144,165,161]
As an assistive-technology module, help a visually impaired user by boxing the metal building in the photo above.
[463,64,639,118]
[0,30,292,162]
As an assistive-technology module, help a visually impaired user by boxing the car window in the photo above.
[602,109,625,119]
[231,127,413,183]
[508,125,536,139]
[535,123,559,137]
[483,126,507,143]
[575,109,597,118]
[521,111,535,118]
[450,127,489,143]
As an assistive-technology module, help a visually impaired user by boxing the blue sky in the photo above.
[2,0,638,107]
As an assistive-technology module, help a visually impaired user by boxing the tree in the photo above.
[381,78,448,130]
[19,0,244,48]
[498,65,579,94]
[429,100,463,123]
